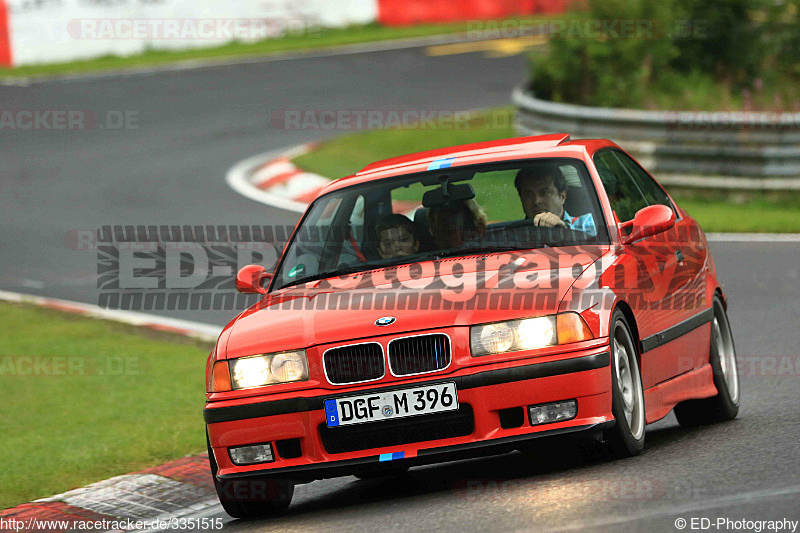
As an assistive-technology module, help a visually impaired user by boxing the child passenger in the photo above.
[376,213,420,259]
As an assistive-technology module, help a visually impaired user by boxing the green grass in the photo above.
[293,107,516,179]
[671,190,800,233]
[0,17,556,80]
[293,107,800,233]
[0,302,213,509]
[641,70,800,112]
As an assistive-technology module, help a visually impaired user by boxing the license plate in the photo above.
[324,382,458,427]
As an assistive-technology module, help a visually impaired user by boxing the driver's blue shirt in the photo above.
[563,209,597,236]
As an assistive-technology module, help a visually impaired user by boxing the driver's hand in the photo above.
[533,212,567,228]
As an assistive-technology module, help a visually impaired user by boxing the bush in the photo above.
[529,0,799,109]
[669,0,765,85]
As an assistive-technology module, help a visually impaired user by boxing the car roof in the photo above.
[318,134,619,195]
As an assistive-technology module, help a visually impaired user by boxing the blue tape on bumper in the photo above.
[379,452,405,462]
[427,157,455,171]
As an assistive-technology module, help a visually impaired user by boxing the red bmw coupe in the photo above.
[204,134,739,518]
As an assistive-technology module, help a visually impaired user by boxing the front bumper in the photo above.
[206,348,612,481]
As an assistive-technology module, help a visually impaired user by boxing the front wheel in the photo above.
[674,296,740,427]
[207,434,294,519]
[603,311,646,457]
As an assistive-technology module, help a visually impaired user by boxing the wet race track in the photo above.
[2,43,799,532]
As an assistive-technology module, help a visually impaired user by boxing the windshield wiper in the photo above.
[277,273,325,289]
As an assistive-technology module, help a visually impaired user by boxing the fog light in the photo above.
[229,443,275,465]
[528,400,578,426]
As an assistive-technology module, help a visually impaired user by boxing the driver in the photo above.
[514,165,596,236]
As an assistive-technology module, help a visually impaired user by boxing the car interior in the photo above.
[274,159,608,289]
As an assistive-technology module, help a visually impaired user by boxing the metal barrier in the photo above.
[513,87,800,190]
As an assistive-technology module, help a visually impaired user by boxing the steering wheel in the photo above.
[484,219,588,247]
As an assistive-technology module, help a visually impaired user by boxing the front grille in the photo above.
[323,343,385,384]
[319,404,474,454]
[388,334,451,376]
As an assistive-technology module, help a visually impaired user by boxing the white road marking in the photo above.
[548,483,800,532]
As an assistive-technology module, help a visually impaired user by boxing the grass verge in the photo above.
[0,301,212,510]
[670,190,800,233]
[293,107,516,178]
[0,17,555,81]
[292,107,800,233]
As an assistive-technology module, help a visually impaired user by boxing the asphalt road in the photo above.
[0,44,528,326]
[180,241,800,533]
[2,44,799,532]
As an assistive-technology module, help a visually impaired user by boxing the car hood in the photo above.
[222,246,607,358]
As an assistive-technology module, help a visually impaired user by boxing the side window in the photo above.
[593,149,648,223]
[557,164,593,217]
[612,151,674,213]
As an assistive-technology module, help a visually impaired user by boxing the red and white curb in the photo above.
[226,143,425,216]
[0,455,219,533]
[0,290,221,342]
[225,143,330,214]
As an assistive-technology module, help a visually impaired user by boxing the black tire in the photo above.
[207,434,294,519]
[602,310,646,458]
[674,296,740,427]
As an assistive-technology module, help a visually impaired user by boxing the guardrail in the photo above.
[512,87,800,190]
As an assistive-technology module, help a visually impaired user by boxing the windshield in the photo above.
[273,158,609,291]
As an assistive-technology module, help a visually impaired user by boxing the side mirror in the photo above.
[236,265,272,294]
[622,204,676,245]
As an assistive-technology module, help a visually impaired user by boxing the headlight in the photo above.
[471,316,556,356]
[228,350,309,390]
[477,322,515,353]
[470,313,592,357]
[270,352,307,382]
